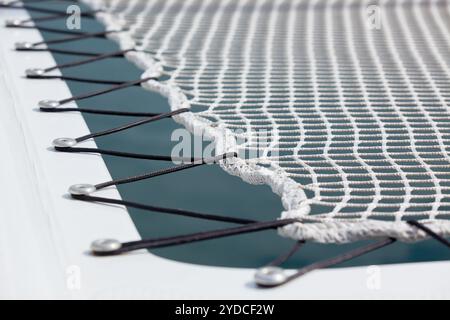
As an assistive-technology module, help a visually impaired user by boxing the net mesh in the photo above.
[81,0,450,243]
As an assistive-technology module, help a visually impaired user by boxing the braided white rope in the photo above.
[82,0,450,243]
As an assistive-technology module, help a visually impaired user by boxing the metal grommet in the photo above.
[254,266,288,287]
[69,184,96,196]
[53,137,77,148]
[5,19,22,27]
[15,42,33,50]
[38,100,60,109]
[0,0,15,6]
[26,68,45,77]
[91,239,122,254]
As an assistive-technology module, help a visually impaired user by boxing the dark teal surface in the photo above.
[24,1,450,269]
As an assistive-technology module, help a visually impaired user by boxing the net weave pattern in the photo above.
[82,0,450,243]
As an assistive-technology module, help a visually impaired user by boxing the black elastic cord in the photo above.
[267,241,305,267]
[29,75,136,85]
[287,238,395,282]
[94,152,236,190]
[407,220,450,248]
[16,47,108,57]
[53,110,190,171]
[1,4,79,14]
[37,77,158,115]
[26,49,135,85]
[9,24,104,36]
[257,238,396,288]
[37,77,163,116]
[42,106,162,117]
[93,219,298,256]
[55,146,201,162]
[73,194,257,225]
[1,2,88,15]
[7,8,97,25]
[58,77,154,106]
[27,29,121,48]
[258,219,450,288]
[74,108,189,144]
[4,0,52,4]
[6,0,78,4]
[40,49,134,73]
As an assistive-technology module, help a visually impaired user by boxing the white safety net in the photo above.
[82,0,450,243]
